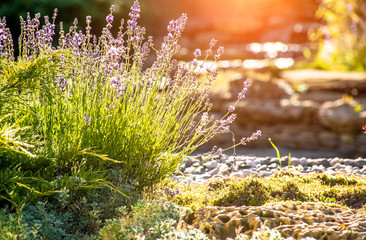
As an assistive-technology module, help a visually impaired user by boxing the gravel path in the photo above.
[175,149,366,184]
[175,149,366,240]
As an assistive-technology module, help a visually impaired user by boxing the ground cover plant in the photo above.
[0,0,262,238]
[169,172,366,211]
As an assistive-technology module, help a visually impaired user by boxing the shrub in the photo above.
[0,0,261,237]
[308,0,366,71]
[97,199,188,240]
[0,0,259,193]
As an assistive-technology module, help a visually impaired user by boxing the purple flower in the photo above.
[194,48,201,58]
[219,119,229,132]
[238,79,251,100]
[106,14,114,24]
[209,38,218,48]
[116,84,126,98]
[228,105,235,112]
[83,113,93,125]
[110,76,119,87]
[240,130,262,145]
[129,1,141,20]
[214,46,224,60]
[226,114,236,124]
[217,148,223,156]
[164,187,180,199]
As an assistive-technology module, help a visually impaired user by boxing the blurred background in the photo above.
[1,0,366,157]
[0,0,318,60]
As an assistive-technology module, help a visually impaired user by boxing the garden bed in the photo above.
[169,167,366,240]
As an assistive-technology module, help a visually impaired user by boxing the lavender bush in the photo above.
[0,0,260,192]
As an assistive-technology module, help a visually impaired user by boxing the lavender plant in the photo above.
[0,0,260,190]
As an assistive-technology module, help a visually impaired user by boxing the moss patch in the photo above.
[170,172,366,210]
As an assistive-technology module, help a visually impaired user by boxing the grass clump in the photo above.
[316,173,359,186]
[212,177,270,207]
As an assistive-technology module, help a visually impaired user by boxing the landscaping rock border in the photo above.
[203,69,366,158]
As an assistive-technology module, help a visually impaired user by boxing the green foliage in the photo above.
[268,138,291,169]
[271,181,308,202]
[0,2,260,238]
[316,173,358,186]
[20,201,85,240]
[0,208,39,240]
[0,50,68,157]
[213,177,270,207]
[308,0,366,71]
[98,199,189,240]
[172,173,366,210]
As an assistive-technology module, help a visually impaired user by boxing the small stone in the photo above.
[203,160,219,169]
[258,170,272,177]
[218,169,230,177]
[192,162,200,167]
[330,158,341,166]
[290,158,299,166]
[184,166,203,175]
[299,158,308,166]
[324,169,336,175]
[312,166,324,173]
[207,168,220,177]
[230,171,244,178]
[235,160,245,166]
[195,173,211,182]
[268,163,278,169]
[226,158,235,166]
[173,176,185,182]
[243,169,256,177]
[245,159,256,168]
[257,165,268,171]
[253,158,262,165]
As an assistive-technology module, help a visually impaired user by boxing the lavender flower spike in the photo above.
[228,105,235,112]
[194,48,201,58]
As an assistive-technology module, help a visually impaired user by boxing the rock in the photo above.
[281,70,366,92]
[195,173,212,182]
[184,166,204,175]
[312,165,324,173]
[230,77,294,100]
[230,171,244,178]
[185,202,366,240]
[203,160,219,169]
[318,99,366,134]
[318,131,339,149]
[329,158,342,166]
[298,91,345,103]
[258,170,272,177]
[207,168,220,177]
[234,99,306,125]
[299,157,308,166]
[307,158,330,167]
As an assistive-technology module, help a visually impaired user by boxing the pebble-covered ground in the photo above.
[173,153,366,239]
[174,154,366,185]
[185,201,366,240]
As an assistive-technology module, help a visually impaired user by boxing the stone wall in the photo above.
[204,69,366,157]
